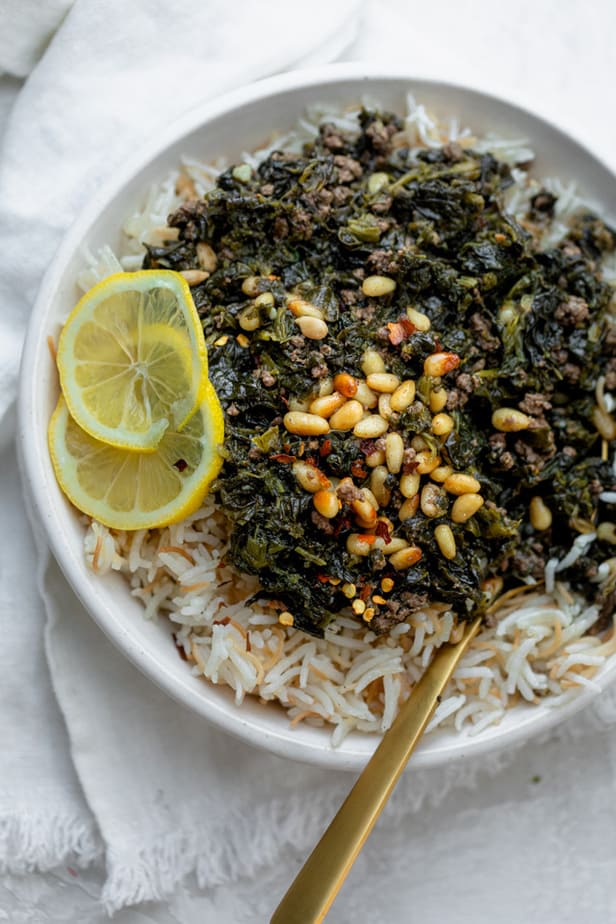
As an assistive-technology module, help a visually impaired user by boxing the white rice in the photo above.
[78,94,616,743]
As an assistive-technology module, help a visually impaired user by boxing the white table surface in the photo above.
[3,0,616,920]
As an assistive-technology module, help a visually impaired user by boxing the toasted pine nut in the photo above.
[378,394,393,420]
[346,534,373,556]
[443,473,481,495]
[361,488,380,509]
[362,275,397,297]
[241,276,262,296]
[385,433,404,474]
[416,451,441,474]
[296,316,328,340]
[529,496,552,531]
[429,387,448,413]
[423,352,461,378]
[313,490,340,519]
[148,226,180,244]
[435,524,457,560]
[361,349,386,376]
[411,436,428,451]
[370,465,392,507]
[352,499,377,526]
[405,307,431,331]
[451,493,484,523]
[399,472,420,498]
[420,484,447,518]
[491,408,531,432]
[288,298,325,320]
[254,291,274,309]
[355,381,379,409]
[481,576,504,598]
[284,412,330,436]
[353,415,389,438]
[390,546,422,570]
[430,465,454,483]
[329,399,364,431]
[431,413,455,437]
[333,373,358,397]
[180,269,208,286]
[366,373,401,393]
[381,537,409,555]
[390,380,416,412]
[196,241,218,272]
[365,450,386,468]
[238,305,261,331]
[292,461,331,493]
[592,406,616,441]
[398,495,419,520]
[309,392,346,418]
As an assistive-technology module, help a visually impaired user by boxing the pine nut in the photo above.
[399,495,419,520]
[329,399,364,431]
[292,461,331,493]
[400,472,420,498]
[378,393,394,420]
[353,415,389,438]
[429,387,448,413]
[423,352,461,378]
[431,465,454,483]
[352,499,377,526]
[284,412,330,436]
[333,373,358,397]
[443,473,481,495]
[405,307,431,331]
[390,546,423,570]
[451,493,484,523]
[287,397,311,412]
[362,488,379,509]
[370,466,391,507]
[381,538,409,554]
[313,490,340,519]
[481,576,504,598]
[238,305,261,331]
[362,275,397,297]
[288,298,325,320]
[254,291,274,309]
[309,392,346,418]
[366,373,401,393]
[355,381,379,409]
[180,269,208,286]
[491,408,531,432]
[435,523,457,560]
[241,276,262,297]
[365,449,386,468]
[296,316,328,340]
[385,433,404,474]
[346,534,374,556]
[196,242,218,272]
[529,496,552,531]
[431,413,454,437]
[390,380,416,412]
[361,349,386,376]
[416,451,441,474]
[592,406,616,441]
[368,172,390,194]
[420,484,447,518]
[411,435,428,451]
[318,377,334,397]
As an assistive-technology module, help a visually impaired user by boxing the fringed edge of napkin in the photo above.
[0,810,101,874]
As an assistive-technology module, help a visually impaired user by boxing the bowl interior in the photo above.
[19,68,616,771]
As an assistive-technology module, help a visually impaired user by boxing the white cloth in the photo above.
[2,0,616,920]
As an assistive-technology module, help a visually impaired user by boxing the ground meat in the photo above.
[303,187,334,220]
[529,190,557,220]
[554,295,590,327]
[366,249,398,275]
[605,356,616,391]
[353,302,377,323]
[226,403,240,416]
[442,141,464,163]
[370,195,393,215]
[331,186,352,206]
[289,208,313,240]
[339,288,359,307]
[563,362,582,384]
[310,510,335,535]
[488,433,515,470]
[272,216,288,240]
[505,540,547,583]
[446,372,476,410]
[336,478,363,505]
[261,370,276,387]
[371,592,429,635]
[310,362,329,379]
[469,313,501,352]
[333,154,363,183]
[319,122,346,152]
[518,392,552,428]
[513,433,556,471]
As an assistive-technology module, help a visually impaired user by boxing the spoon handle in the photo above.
[270,616,481,924]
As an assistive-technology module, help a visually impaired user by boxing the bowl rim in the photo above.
[18,62,616,771]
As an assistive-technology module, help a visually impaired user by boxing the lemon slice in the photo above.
[57,270,207,452]
[48,386,224,530]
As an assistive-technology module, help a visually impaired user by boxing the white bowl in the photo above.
[18,64,616,771]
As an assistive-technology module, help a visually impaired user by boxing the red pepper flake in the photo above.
[270,453,295,463]
[333,514,352,538]
[351,459,368,479]
[402,460,419,474]
[67,867,78,878]
[434,337,443,352]
[213,616,231,626]
[387,318,416,345]
[359,584,372,601]
[316,573,331,583]
[359,439,378,457]
[319,439,332,457]
[374,520,392,543]
[173,634,188,661]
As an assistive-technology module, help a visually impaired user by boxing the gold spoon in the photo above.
[270,615,481,924]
